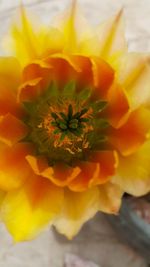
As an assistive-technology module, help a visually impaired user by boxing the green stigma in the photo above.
[51,104,90,140]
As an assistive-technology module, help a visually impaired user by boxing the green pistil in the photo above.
[51,104,90,139]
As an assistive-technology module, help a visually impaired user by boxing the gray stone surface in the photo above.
[0,1,149,267]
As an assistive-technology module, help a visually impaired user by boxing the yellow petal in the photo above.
[0,190,6,207]
[0,143,34,191]
[54,183,123,239]
[53,0,93,53]
[1,175,63,241]
[4,7,63,66]
[54,187,100,239]
[117,53,150,109]
[10,6,38,66]
[113,140,150,196]
[97,9,127,62]
[0,57,21,90]
[98,182,123,214]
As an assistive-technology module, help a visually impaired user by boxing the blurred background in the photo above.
[0,1,150,267]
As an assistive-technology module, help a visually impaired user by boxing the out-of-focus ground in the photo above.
[0,1,150,266]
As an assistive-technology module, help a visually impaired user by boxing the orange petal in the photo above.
[1,175,63,241]
[18,78,42,102]
[0,57,21,90]
[106,82,130,128]
[0,57,24,118]
[91,57,114,98]
[23,60,52,84]
[67,55,93,88]
[0,113,28,146]
[69,150,118,192]
[46,54,81,87]
[91,150,118,179]
[109,107,150,156]
[26,155,81,187]
[68,161,100,192]
[18,60,53,102]
[0,87,24,118]
[0,143,34,191]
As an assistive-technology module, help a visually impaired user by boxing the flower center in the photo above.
[24,81,109,165]
[37,100,94,155]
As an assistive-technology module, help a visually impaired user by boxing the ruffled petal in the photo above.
[1,175,63,241]
[18,78,42,102]
[68,162,100,192]
[26,155,81,187]
[46,54,81,87]
[18,60,52,102]
[0,143,34,191]
[109,107,150,156]
[113,140,150,196]
[69,151,118,192]
[0,113,28,146]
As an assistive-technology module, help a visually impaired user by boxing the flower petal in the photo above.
[10,6,38,66]
[68,162,100,192]
[109,107,150,156]
[53,0,93,53]
[54,182,123,239]
[0,143,34,191]
[18,78,42,102]
[0,57,21,90]
[91,57,114,98]
[0,190,6,208]
[113,140,150,196]
[106,82,129,128]
[26,155,81,187]
[117,53,150,109]
[0,113,28,146]
[97,9,127,61]
[22,60,52,82]
[1,175,63,241]
[54,186,100,239]
[98,182,123,214]
[0,57,23,117]
[69,151,118,192]
[90,150,118,180]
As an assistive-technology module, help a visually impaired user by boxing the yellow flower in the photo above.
[0,1,150,241]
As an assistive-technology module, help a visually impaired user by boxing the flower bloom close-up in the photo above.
[0,0,150,241]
